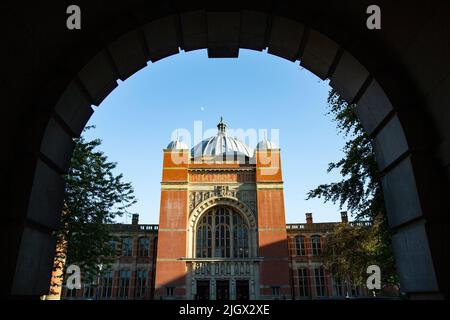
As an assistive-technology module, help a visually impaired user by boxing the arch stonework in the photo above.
[187,196,258,259]
[189,196,257,230]
[3,1,450,298]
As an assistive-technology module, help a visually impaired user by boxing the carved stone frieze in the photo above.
[189,186,255,213]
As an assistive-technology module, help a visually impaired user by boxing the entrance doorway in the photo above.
[196,280,210,300]
[216,280,230,300]
[236,280,249,300]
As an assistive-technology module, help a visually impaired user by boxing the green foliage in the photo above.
[322,223,371,286]
[307,90,398,287]
[56,126,136,280]
[307,91,383,221]
[323,222,397,287]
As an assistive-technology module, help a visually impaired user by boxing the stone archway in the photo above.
[3,1,450,299]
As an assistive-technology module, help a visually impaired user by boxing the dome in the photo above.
[166,138,189,150]
[191,118,253,158]
[256,139,278,150]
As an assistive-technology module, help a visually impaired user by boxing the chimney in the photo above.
[340,211,348,223]
[132,214,139,225]
[305,212,313,224]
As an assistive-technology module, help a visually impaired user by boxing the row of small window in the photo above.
[65,270,149,299]
[293,235,322,256]
[109,237,152,257]
[296,268,364,298]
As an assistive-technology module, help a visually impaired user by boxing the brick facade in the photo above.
[60,213,371,300]
[61,218,158,300]
[60,121,370,300]
[286,215,371,299]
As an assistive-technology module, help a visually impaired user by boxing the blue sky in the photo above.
[84,49,349,224]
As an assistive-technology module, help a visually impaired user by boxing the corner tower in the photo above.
[255,139,291,299]
[154,138,190,299]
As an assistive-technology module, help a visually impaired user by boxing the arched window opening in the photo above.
[195,206,250,258]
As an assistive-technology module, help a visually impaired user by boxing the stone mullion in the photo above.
[210,279,216,300]
[112,270,119,299]
[230,278,236,300]
[212,208,216,258]
[129,270,136,300]
[229,207,234,258]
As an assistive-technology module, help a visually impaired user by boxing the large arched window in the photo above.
[195,206,249,258]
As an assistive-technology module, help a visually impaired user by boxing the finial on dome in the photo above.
[217,117,227,134]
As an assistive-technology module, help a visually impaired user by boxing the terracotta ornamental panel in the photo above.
[189,171,256,183]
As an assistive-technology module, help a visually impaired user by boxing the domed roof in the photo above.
[256,139,278,150]
[191,118,253,158]
[166,137,189,150]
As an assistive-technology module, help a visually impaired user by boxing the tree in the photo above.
[323,222,397,290]
[321,223,371,288]
[53,127,136,290]
[307,90,398,289]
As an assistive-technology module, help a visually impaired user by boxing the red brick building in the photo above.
[61,215,159,300]
[61,119,369,300]
[60,213,370,300]
[287,213,371,299]
[154,119,290,300]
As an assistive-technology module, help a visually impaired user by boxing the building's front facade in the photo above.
[155,119,290,300]
[59,119,371,300]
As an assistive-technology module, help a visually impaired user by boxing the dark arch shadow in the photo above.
[3,2,450,299]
